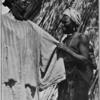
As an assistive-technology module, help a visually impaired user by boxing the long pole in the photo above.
[0,1,2,100]
[99,0,100,99]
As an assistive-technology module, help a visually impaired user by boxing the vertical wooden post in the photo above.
[98,0,100,100]
[0,0,2,100]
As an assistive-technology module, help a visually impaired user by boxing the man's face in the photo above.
[15,0,32,9]
[62,15,71,27]
[61,15,75,34]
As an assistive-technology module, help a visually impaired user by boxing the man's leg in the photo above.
[74,79,89,100]
[57,80,69,100]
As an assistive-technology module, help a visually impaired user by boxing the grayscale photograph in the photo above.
[0,0,99,100]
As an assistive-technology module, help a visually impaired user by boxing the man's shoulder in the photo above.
[2,13,32,27]
[80,34,89,45]
[72,33,89,45]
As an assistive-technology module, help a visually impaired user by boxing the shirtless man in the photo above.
[57,8,96,100]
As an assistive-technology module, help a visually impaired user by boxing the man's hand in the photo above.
[57,42,65,49]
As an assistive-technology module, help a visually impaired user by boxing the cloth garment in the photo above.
[63,8,81,25]
[28,21,66,89]
[1,13,66,100]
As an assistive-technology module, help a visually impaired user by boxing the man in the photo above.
[2,0,42,100]
[1,1,66,100]
[57,8,96,100]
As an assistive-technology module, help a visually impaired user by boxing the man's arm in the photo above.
[79,35,90,59]
[57,42,88,61]
[57,35,92,65]
[79,34,97,68]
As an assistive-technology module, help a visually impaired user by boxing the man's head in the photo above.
[3,0,29,20]
[61,8,81,34]
[3,0,42,20]
[3,0,15,9]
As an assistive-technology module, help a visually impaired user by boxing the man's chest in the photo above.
[62,34,80,53]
